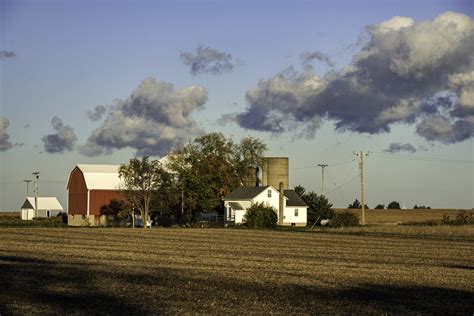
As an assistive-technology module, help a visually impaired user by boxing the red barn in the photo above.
[67,164,124,226]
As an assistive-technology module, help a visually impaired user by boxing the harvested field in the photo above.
[335,208,470,225]
[0,228,473,315]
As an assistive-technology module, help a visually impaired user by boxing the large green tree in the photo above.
[119,156,170,228]
[166,132,267,217]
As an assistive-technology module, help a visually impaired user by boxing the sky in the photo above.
[1,0,473,211]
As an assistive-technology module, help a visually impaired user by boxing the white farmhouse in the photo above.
[224,185,307,226]
[20,197,64,220]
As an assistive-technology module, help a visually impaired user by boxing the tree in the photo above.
[374,204,385,209]
[244,202,278,228]
[166,132,267,218]
[293,186,335,225]
[387,201,401,209]
[348,199,369,209]
[119,156,170,229]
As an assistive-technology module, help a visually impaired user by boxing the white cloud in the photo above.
[80,77,208,157]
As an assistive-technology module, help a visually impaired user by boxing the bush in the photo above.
[244,202,278,228]
[331,211,359,227]
[374,204,385,210]
[443,211,473,225]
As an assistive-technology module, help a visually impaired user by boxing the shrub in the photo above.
[331,211,359,227]
[244,202,278,228]
[374,204,385,210]
[442,211,473,225]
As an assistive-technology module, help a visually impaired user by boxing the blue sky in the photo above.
[1,0,473,211]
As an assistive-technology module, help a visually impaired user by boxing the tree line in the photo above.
[114,132,267,227]
[347,199,431,210]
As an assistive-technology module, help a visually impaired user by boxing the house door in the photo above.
[47,210,50,218]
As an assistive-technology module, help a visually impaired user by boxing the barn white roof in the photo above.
[76,164,122,190]
[73,156,170,191]
[23,197,63,210]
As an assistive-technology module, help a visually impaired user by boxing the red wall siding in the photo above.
[68,168,87,215]
[89,190,124,216]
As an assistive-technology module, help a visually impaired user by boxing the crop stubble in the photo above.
[0,228,473,314]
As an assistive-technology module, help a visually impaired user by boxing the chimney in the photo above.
[278,182,284,225]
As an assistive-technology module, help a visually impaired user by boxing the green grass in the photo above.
[0,227,472,314]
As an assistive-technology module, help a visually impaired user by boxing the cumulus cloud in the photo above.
[230,12,474,144]
[180,46,234,75]
[0,116,14,151]
[0,50,15,59]
[87,105,108,121]
[385,142,417,154]
[301,50,335,68]
[80,77,208,157]
[42,117,78,153]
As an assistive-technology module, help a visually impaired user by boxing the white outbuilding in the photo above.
[20,197,64,220]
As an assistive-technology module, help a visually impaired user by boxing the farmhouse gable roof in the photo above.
[224,186,270,200]
[22,197,63,211]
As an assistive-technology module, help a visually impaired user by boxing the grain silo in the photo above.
[259,157,289,190]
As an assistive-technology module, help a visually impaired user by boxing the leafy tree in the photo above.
[166,132,267,218]
[293,186,335,225]
[119,156,170,229]
[348,199,369,209]
[244,202,278,228]
[387,201,401,209]
[374,204,385,210]
[99,199,124,216]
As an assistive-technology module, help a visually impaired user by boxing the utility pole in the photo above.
[23,179,32,196]
[32,172,40,219]
[317,164,328,195]
[354,151,368,225]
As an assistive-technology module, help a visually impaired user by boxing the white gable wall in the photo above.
[225,186,308,226]
[225,186,288,224]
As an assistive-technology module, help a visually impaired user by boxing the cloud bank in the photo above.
[42,117,78,153]
[385,142,417,154]
[80,77,208,157]
[0,116,14,151]
[232,12,474,144]
[180,46,234,75]
[0,50,15,59]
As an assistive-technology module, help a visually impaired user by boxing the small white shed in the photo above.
[20,197,64,220]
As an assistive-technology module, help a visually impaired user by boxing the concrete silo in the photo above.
[259,157,289,190]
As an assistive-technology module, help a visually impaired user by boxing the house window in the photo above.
[268,190,272,198]
[294,209,298,217]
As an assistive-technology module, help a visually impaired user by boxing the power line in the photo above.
[291,157,356,171]
[325,173,359,194]
[371,152,474,164]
